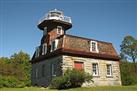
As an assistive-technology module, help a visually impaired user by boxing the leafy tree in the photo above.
[10,51,31,80]
[0,51,31,87]
[120,35,137,63]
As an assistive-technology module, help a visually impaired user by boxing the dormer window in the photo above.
[57,26,63,35]
[90,41,99,53]
[42,43,47,55]
[51,39,59,52]
[35,46,40,57]
[43,27,47,35]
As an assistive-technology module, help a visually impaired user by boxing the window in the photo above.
[42,43,47,55]
[43,27,47,35]
[51,64,56,76]
[42,65,45,77]
[57,26,63,35]
[35,68,38,78]
[92,63,99,76]
[35,46,40,57]
[90,41,98,53]
[106,64,112,76]
[51,39,58,52]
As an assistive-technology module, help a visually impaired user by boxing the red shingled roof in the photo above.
[31,34,119,63]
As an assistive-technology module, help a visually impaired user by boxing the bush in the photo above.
[50,69,92,89]
[0,75,19,88]
[50,75,71,89]
[65,69,85,87]
[0,75,27,88]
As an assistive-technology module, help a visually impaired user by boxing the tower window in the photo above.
[57,26,63,35]
[35,46,40,57]
[92,63,99,76]
[90,41,98,53]
[42,43,47,55]
[106,64,112,76]
[43,27,47,36]
[51,39,59,52]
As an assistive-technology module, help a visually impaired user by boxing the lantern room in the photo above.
[38,9,72,31]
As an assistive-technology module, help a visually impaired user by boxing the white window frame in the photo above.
[42,65,45,77]
[90,41,99,53]
[51,39,59,52]
[35,68,38,78]
[106,64,112,77]
[51,64,56,77]
[35,46,40,57]
[42,43,47,55]
[57,26,63,35]
[92,63,99,76]
[43,27,47,36]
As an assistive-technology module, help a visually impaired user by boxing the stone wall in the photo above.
[31,55,121,87]
[31,56,62,87]
[62,55,121,86]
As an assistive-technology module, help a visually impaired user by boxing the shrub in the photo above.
[0,75,19,88]
[65,69,85,87]
[0,75,27,88]
[50,69,92,89]
[50,75,71,89]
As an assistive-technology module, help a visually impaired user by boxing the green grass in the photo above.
[1,86,137,91]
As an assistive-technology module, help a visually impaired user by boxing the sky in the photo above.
[0,0,137,58]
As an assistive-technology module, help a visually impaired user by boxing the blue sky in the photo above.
[0,0,136,57]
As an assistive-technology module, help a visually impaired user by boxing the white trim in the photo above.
[106,64,112,77]
[35,46,40,57]
[42,43,47,55]
[35,68,38,78]
[55,39,59,49]
[51,64,56,77]
[43,27,47,35]
[57,26,63,35]
[90,41,99,53]
[51,39,59,52]
[42,65,45,77]
[92,63,99,76]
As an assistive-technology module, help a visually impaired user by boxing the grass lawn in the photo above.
[1,86,137,91]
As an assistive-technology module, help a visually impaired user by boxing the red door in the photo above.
[74,61,84,70]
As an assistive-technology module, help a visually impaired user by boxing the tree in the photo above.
[10,51,31,86]
[0,51,31,87]
[120,61,137,85]
[120,35,137,63]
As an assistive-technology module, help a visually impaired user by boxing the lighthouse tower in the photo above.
[39,9,71,44]
[35,9,72,57]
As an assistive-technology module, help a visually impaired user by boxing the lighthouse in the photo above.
[31,9,121,87]
[35,9,72,57]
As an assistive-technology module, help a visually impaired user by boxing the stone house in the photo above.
[30,9,121,87]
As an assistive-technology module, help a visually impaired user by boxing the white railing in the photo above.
[38,15,72,24]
